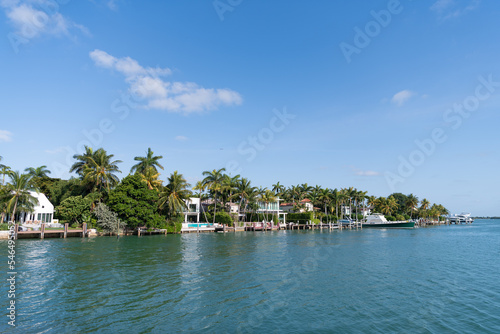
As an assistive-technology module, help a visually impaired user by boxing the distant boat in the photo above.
[338,218,354,226]
[448,213,474,224]
[362,213,415,228]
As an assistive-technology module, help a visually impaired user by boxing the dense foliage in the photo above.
[107,174,165,229]
[0,148,453,232]
[93,202,126,233]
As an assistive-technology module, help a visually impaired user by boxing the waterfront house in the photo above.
[20,191,54,224]
[280,198,313,213]
[257,198,287,223]
[183,197,201,223]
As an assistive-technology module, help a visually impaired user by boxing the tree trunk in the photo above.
[10,197,19,224]
[212,194,217,225]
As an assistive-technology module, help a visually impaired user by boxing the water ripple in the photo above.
[1,220,499,333]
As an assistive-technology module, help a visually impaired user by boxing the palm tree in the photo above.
[222,174,240,211]
[289,185,301,205]
[272,182,285,197]
[193,180,210,223]
[140,166,163,190]
[158,171,192,217]
[4,171,39,223]
[25,165,51,178]
[82,148,122,193]
[337,188,349,219]
[260,189,277,222]
[318,188,331,216]
[329,188,339,222]
[387,196,399,216]
[353,190,367,221]
[231,177,255,222]
[70,146,95,177]
[419,198,430,219]
[298,183,313,200]
[130,148,164,174]
[0,165,11,186]
[406,194,419,219]
[201,168,227,225]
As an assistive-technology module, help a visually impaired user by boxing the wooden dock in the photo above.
[13,223,88,240]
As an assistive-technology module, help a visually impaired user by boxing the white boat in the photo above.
[362,213,415,228]
[448,213,474,224]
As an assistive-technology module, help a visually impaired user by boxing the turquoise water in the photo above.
[1,220,500,333]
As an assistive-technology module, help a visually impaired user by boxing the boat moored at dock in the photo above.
[447,213,474,224]
[362,213,415,228]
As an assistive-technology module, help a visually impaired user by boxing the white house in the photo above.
[257,198,287,223]
[21,192,54,224]
[183,197,200,223]
[280,199,313,213]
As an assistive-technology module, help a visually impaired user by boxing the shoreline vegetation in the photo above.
[0,148,454,235]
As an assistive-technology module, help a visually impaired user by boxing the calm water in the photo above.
[1,220,500,333]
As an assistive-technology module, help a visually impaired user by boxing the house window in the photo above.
[37,213,41,221]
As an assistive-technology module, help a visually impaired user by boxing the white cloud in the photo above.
[356,170,380,176]
[430,0,454,12]
[391,90,415,106]
[0,130,13,142]
[45,146,66,154]
[175,136,188,141]
[350,166,380,176]
[1,0,88,39]
[107,0,117,10]
[89,49,243,113]
[430,0,480,20]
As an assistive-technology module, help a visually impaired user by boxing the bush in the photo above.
[395,214,405,221]
[322,215,338,223]
[206,212,233,226]
[93,203,126,233]
[287,212,314,224]
[0,223,9,231]
[386,216,396,221]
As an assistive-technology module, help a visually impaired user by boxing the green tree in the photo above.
[107,174,165,229]
[158,171,192,217]
[25,165,51,178]
[406,194,419,218]
[4,171,39,223]
[272,182,285,197]
[93,202,126,233]
[70,146,95,177]
[140,166,163,190]
[82,148,122,193]
[201,168,227,225]
[130,147,164,174]
[56,195,93,226]
[231,177,256,222]
[260,189,277,221]
[0,156,11,186]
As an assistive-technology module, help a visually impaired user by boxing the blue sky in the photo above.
[1,0,499,215]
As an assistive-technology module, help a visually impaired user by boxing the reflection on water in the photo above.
[1,220,499,333]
